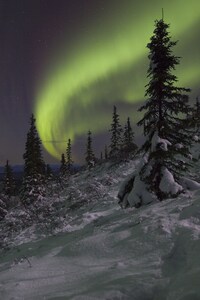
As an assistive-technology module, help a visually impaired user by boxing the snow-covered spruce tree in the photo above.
[109,105,123,160]
[85,130,95,169]
[21,114,46,206]
[122,117,137,159]
[119,18,191,207]
[66,138,73,175]
[138,18,191,200]
[3,160,16,198]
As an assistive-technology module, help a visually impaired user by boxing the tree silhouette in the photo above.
[123,117,137,158]
[85,130,95,169]
[109,105,122,159]
[60,153,67,177]
[66,139,73,174]
[21,114,45,205]
[3,160,15,197]
[138,18,191,200]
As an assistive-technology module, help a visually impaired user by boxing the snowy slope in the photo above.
[1,159,200,299]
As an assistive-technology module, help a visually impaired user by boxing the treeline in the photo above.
[61,105,138,171]
[0,106,138,220]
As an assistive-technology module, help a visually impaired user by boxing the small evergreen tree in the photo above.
[60,153,67,177]
[122,117,137,158]
[85,130,95,169]
[137,18,191,200]
[3,160,15,198]
[109,106,122,159]
[21,114,46,205]
[66,139,73,174]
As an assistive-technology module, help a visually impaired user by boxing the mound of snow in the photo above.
[180,177,200,191]
[159,167,183,195]
[127,174,156,207]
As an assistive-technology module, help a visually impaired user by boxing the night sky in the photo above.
[0,0,200,165]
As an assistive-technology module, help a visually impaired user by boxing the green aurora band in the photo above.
[35,0,200,160]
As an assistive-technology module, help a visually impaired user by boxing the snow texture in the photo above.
[1,158,200,299]
[151,131,171,152]
[159,167,183,195]
[127,174,156,207]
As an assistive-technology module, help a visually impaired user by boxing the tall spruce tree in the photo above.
[137,18,191,200]
[85,130,95,168]
[109,105,122,159]
[21,114,45,205]
[123,117,137,158]
[66,139,73,174]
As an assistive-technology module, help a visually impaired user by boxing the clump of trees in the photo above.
[108,105,138,162]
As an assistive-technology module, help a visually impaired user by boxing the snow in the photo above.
[193,135,199,142]
[151,131,171,152]
[1,158,200,299]
[180,177,200,191]
[127,174,156,207]
[175,143,184,149]
[159,167,183,195]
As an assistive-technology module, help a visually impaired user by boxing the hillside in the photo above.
[0,158,200,299]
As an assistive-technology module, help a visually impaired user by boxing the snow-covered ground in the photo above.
[1,159,200,299]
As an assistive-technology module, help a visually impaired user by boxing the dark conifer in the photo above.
[60,153,67,177]
[21,114,45,205]
[85,130,95,168]
[137,18,191,200]
[109,105,122,159]
[3,160,15,198]
[123,117,137,158]
[66,139,73,174]
[23,114,45,177]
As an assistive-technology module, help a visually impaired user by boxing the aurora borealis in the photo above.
[0,0,200,164]
[35,0,200,160]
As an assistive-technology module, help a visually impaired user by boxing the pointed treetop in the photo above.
[162,8,164,20]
